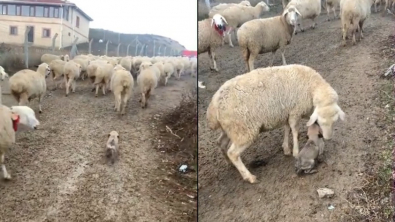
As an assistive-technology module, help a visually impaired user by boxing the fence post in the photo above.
[157,45,161,56]
[163,46,166,56]
[117,43,121,57]
[70,37,79,59]
[105,40,110,56]
[51,33,58,53]
[139,44,145,56]
[127,44,131,56]
[24,26,31,68]
[135,44,139,56]
[205,0,211,10]
[88,38,93,54]
[153,40,156,57]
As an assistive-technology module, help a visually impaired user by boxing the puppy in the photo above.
[106,131,119,164]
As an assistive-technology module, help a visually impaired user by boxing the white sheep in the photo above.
[111,65,134,115]
[40,53,65,64]
[63,60,82,96]
[0,66,9,81]
[140,61,161,83]
[325,0,341,21]
[237,6,300,71]
[190,57,197,77]
[209,1,270,47]
[9,63,51,113]
[198,14,228,72]
[49,59,67,89]
[163,62,175,85]
[137,63,158,109]
[87,60,114,97]
[119,56,133,72]
[285,0,321,33]
[72,57,90,80]
[340,0,374,46]
[0,105,40,179]
[295,122,325,174]
[210,0,252,13]
[206,64,345,183]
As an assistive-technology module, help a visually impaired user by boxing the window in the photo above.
[63,7,69,21]
[2,5,7,15]
[9,26,17,35]
[27,26,34,43]
[54,7,59,18]
[35,6,43,17]
[44,7,49,17]
[7,5,15,16]
[76,16,80,28]
[16,6,21,16]
[42,28,50,38]
[21,5,29,16]
[29,6,34,16]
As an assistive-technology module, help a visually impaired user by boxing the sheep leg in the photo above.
[310,18,317,29]
[208,50,219,72]
[1,153,11,180]
[359,20,365,39]
[247,53,257,71]
[227,28,234,47]
[121,94,128,115]
[342,22,347,47]
[241,48,251,72]
[282,125,292,155]
[65,76,70,96]
[227,143,257,184]
[234,28,238,42]
[327,6,331,21]
[95,84,100,97]
[269,51,276,67]
[102,83,106,95]
[19,93,29,106]
[281,48,287,65]
[165,76,170,86]
[38,93,44,113]
[288,117,300,157]
[216,131,232,164]
[71,80,76,93]
[115,93,122,113]
[333,7,337,19]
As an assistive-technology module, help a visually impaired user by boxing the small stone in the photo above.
[317,188,335,198]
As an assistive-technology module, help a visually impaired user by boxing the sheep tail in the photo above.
[206,98,221,130]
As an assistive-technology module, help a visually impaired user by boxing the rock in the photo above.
[317,188,335,198]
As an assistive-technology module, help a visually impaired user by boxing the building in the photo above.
[0,0,93,48]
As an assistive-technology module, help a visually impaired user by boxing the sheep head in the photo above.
[10,106,40,130]
[283,6,301,26]
[240,0,251,6]
[306,104,345,140]
[257,1,270,12]
[211,14,228,37]
[140,62,153,71]
[37,62,51,78]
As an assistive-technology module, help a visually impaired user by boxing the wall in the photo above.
[60,7,89,48]
[0,16,61,48]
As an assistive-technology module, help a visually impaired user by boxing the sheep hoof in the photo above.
[245,174,257,184]
[301,29,305,32]
[95,94,98,97]
[39,110,42,114]
[283,150,292,156]
[65,94,68,97]
[3,174,11,180]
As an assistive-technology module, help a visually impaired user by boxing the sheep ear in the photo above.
[337,105,345,121]
[108,133,111,138]
[306,109,318,126]
[117,135,119,139]
[11,113,19,120]
[294,8,302,16]
[282,9,289,17]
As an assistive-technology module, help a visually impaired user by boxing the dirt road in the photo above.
[0,73,195,221]
[198,8,394,222]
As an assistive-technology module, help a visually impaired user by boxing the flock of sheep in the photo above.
[197,0,385,183]
[0,51,197,180]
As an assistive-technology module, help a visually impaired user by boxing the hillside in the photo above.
[67,28,187,57]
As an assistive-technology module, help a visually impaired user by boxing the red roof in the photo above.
[182,50,197,57]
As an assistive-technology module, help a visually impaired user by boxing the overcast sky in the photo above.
[72,0,197,50]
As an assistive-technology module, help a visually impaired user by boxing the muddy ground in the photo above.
[198,3,394,222]
[0,71,196,221]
